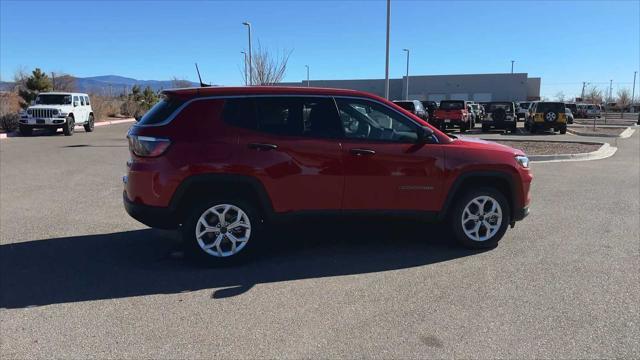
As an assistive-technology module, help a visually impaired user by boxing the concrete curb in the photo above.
[529,142,617,163]
[0,118,135,140]
[567,126,635,138]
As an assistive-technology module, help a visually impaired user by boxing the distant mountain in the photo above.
[0,75,199,95]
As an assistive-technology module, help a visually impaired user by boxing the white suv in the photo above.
[19,92,94,136]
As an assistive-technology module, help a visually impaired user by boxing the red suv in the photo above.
[124,87,532,264]
[433,100,472,132]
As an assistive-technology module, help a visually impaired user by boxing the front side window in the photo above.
[336,98,418,142]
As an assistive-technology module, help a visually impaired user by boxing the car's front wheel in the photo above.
[63,116,75,136]
[182,199,261,265]
[450,187,510,249]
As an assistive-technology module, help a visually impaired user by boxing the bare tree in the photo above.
[584,85,603,104]
[242,43,292,85]
[51,72,77,92]
[171,77,193,88]
[555,91,565,102]
[616,88,631,110]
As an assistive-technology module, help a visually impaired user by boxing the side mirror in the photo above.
[417,126,435,143]
[73,101,79,107]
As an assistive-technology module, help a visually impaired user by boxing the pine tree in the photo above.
[17,68,53,109]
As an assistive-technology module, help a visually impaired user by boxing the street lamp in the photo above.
[241,51,248,85]
[242,22,252,85]
[305,65,310,87]
[384,0,390,99]
[403,49,410,100]
[511,60,515,74]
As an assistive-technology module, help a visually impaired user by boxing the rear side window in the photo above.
[80,96,85,106]
[224,97,342,138]
[84,96,90,105]
[138,96,184,125]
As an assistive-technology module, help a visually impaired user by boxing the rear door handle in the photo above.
[350,148,376,156]
[248,143,278,151]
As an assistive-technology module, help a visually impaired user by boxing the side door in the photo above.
[225,96,344,213]
[84,96,92,120]
[335,97,445,212]
[72,95,83,123]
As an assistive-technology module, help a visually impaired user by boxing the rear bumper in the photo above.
[533,121,566,129]
[123,191,179,229]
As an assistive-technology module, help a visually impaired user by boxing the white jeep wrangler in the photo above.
[19,92,95,136]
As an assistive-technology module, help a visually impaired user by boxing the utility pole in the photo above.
[609,79,613,102]
[242,22,252,85]
[511,60,514,74]
[384,0,390,100]
[241,51,248,85]
[305,65,310,87]
[403,49,410,100]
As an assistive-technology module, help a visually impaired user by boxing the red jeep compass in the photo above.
[124,87,532,263]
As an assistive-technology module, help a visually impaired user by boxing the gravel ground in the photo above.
[568,126,627,136]
[491,140,602,155]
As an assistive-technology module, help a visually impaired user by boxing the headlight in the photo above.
[27,109,33,115]
[52,109,59,115]
[515,155,529,168]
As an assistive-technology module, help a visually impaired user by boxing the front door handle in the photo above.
[248,143,278,151]
[350,148,376,156]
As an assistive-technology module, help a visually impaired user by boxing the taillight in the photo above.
[127,135,171,157]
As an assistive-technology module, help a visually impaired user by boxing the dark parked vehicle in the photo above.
[525,101,567,134]
[393,100,428,120]
[482,102,518,133]
[565,103,578,119]
[421,100,438,122]
[123,86,532,264]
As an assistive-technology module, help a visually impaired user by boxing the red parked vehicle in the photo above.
[124,87,532,264]
[433,100,472,132]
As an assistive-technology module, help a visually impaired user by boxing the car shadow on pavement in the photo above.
[0,221,482,308]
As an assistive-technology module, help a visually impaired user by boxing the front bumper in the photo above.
[123,191,179,229]
[20,117,67,126]
[513,207,529,221]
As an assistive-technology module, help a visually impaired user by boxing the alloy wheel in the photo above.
[461,195,503,242]
[195,204,251,257]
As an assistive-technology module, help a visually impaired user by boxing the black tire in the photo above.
[559,126,567,135]
[63,116,75,136]
[84,114,95,132]
[481,124,489,132]
[182,198,263,266]
[510,124,518,133]
[459,122,467,133]
[19,125,32,136]
[450,187,511,249]
[530,124,537,133]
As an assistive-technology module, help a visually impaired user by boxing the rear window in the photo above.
[536,102,565,113]
[394,101,415,111]
[138,96,184,125]
[439,101,464,110]
[487,102,514,112]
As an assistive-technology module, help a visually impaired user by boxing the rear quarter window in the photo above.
[138,96,185,125]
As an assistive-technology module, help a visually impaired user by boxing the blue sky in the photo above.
[1,0,638,98]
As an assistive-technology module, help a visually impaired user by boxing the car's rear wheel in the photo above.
[481,123,489,132]
[450,187,510,249]
[182,199,262,265]
[559,126,567,134]
[19,125,32,136]
[63,116,74,136]
[84,114,95,132]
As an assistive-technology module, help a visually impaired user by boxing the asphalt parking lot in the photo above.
[1,123,638,358]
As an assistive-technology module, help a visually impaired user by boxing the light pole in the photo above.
[632,71,637,108]
[241,51,248,85]
[384,0,390,99]
[242,22,252,85]
[305,65,310,87]
[403,49,410,100]
[609,79,613,102]
[511,60,514,74]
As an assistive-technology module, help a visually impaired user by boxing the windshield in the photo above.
[439,101,464,110]
[35,94,72,105]
[536,102,565,112]
[519,102,530,109]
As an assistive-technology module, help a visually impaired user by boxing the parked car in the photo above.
[469,103,484,126]
[18,92,95,136]
[565,107,574,124]
[393,100,428,120]
[524,101,567,134]
[517,102,531,121]
[420,100,438,122]
[585,104,602,118]
[482,101,518,133]
[123,86,532,264]
[565,103,578,118]
[432,100,472,132]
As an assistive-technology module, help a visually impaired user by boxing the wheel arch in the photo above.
[169,174,275,223]
[439,171,516,222]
